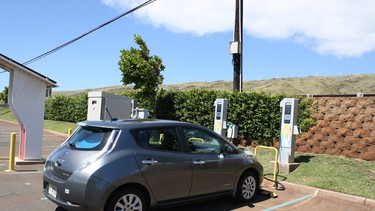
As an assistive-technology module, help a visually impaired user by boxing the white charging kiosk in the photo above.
[214,99,228,136]
[278,98,300,173]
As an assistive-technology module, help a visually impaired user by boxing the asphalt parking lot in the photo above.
[1,120,374,211]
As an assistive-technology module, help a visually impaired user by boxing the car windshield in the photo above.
[68,126,113,150]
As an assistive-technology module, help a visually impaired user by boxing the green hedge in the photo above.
[44,90,315,146]
[45,94,88,123]
[157,90,314,145]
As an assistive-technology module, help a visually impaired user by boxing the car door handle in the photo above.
[142,159,158,165]
[193,160,205,165]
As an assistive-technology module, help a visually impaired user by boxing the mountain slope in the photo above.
[55,74,375,96]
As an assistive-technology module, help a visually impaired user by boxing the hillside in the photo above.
[55,74,375,96]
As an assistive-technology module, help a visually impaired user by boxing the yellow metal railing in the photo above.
[254,146,279,187]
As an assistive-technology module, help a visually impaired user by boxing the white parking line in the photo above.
[262,194,315,211]
[1,170,43,175]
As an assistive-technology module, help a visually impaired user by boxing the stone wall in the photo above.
[296,97,375,161]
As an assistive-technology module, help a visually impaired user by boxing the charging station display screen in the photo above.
[216,103,222,120]
[284,104,291,124]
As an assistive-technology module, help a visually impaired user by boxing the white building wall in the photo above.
[8,69,46,160]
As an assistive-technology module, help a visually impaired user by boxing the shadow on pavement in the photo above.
[161,193,272,211]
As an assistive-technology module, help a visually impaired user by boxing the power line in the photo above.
[4,1,56,51]
[1,1,32,37]
[23,0,156,65]
[10,0,77,52]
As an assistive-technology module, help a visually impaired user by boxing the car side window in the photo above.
[135,128,182,152]
[183,128,222,154]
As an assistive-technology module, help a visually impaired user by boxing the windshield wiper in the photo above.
[69,143,76,148]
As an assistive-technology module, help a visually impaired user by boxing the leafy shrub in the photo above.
[155,90,177,120]
[227,92,284,145]
[173,89,219,128]
[45,94,87,123]
[296,96,316,132]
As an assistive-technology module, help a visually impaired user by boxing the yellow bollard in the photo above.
[68,129,72,136]
[5,133,16,172]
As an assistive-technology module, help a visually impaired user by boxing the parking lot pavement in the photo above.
[0,120,67,161]
[0,161,56,211]
[0,120,374,211]
[1,163,372,211]
[161,180,374,211]
[0,120,66,211]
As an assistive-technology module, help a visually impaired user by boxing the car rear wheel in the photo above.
[105,187,147,211]
[236,171,258,202]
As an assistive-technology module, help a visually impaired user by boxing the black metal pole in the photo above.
[233,0,243,92]
[239,0,243,92]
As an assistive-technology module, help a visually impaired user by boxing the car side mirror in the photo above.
[224,145,235,154]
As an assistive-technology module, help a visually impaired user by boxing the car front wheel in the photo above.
[236,171,258,202]
[105,187,147,211]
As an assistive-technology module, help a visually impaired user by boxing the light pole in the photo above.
[230,0,243,92]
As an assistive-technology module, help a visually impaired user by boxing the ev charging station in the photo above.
[214,99,228,136]
[87,92,131,121]
[278,98,300,173]
[213,99,238,139]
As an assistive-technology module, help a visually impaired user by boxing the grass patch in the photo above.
[44,120,78,134]
[0,107,77,134]
[253,148,375,200]
[289,153,375,199]
[0,107,16,121]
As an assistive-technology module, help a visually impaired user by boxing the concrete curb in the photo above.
[0,119,18,125]
[281,181,375,209]
[43,129,69,139]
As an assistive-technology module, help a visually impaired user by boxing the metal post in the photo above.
[6,133,16,172]
[68,129,73,136]
[232,0,243,92]
[239,0,243,92]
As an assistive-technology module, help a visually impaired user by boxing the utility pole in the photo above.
[230,0,243,92]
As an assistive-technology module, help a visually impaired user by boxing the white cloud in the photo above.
[102,0,375,57]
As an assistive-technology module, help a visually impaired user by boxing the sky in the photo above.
[0,0,374,91]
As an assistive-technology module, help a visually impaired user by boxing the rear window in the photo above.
[68,126,113,150]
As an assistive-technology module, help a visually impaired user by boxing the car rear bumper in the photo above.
[43,170,109,211]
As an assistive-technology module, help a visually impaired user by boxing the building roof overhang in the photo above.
[0,53,58,88]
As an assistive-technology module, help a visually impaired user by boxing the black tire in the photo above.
[105,187,147,211]
[235,171,258,202]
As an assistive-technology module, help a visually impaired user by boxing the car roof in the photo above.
[78,119,198,130]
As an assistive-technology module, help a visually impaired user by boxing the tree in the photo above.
[0,86,8,104]
[118,34,165,117]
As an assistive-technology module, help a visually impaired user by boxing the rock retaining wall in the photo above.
[296,97,375,161]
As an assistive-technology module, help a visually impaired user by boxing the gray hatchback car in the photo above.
[43,119,263,211]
